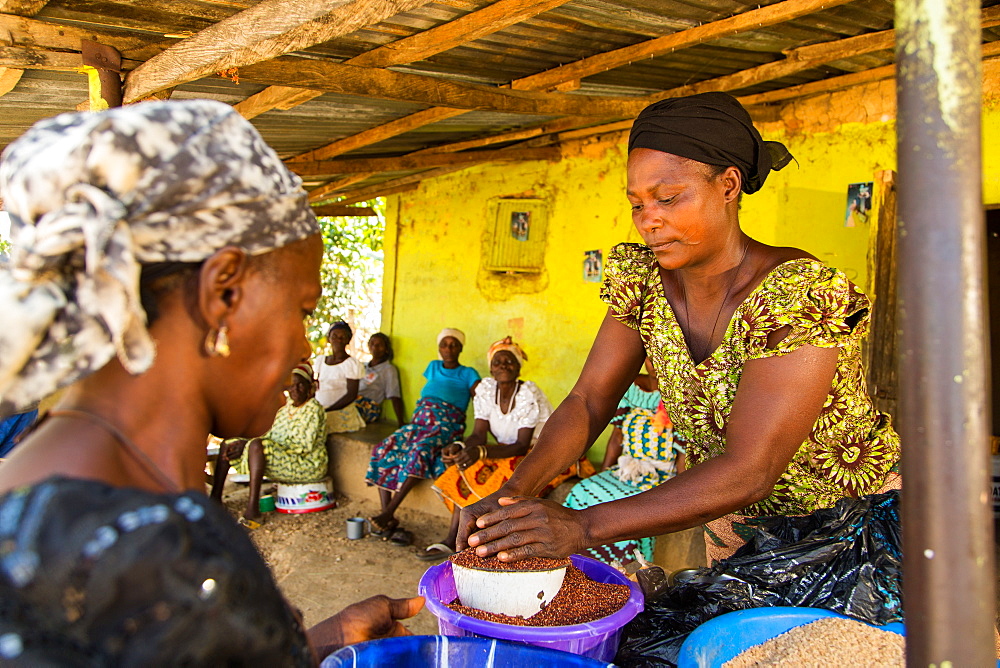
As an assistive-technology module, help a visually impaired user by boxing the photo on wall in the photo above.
[845,182,873,228]
[583,249,603,282]
[510,211,530,241]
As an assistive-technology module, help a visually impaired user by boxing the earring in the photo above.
[204,326,231,358]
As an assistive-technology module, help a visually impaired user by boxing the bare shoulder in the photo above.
[759,244,818,269]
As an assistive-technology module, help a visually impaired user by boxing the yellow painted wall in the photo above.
[381,84,1000,463]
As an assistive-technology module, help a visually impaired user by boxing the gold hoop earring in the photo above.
[204,326,231,358]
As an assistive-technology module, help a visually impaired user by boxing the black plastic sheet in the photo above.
[615,491,903,667]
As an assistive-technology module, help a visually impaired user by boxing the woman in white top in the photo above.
[313,321,366,433]
[356,333,406,427]
[419,337,594,560]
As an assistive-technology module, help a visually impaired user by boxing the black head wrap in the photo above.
[628,92,793,194]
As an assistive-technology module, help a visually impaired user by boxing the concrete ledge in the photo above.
[326,423,452,519]
[327,425,707,568]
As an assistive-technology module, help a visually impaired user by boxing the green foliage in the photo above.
[0,237,9,257]
[308,199,386,356]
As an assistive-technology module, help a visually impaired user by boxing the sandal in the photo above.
[239,517,262,530]
[416,543,455,561]
[389,527,413,547]
[368,516,398,538]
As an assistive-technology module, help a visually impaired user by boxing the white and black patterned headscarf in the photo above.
[0,100,319,415]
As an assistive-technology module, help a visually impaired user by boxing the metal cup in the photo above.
[346,517,368,540]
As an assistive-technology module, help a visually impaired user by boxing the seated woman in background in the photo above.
[356,332,406,427]
[211,363,328,527]
[0,101,421,665]
[563,359,684,565]
[314,321,366,433]
[418,337,595,561]
[365,328,479,546]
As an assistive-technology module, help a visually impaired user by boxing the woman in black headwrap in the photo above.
[458,92,900,565]
[0,100,421,665]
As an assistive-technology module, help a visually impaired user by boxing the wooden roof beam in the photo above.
[123,0,435,103]
[509,0,855,92]
[239,0,572,117]
[310,205,377,216]
[738,41,1000,107]
[287,107,467,162]
[236,58,646,116]
[288,146,559,177]
[345,0,571,69]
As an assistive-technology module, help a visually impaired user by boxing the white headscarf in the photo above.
[436,328,465,347]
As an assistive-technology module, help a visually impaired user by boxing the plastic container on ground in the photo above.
[320,635,615,668]
[275,477,336,514]
[418,554,643,662]
[677,607,906,668]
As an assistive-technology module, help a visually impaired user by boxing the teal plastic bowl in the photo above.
[677,607,904,668]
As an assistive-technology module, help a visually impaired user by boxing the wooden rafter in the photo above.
[236,59,646,116]
[287,107,466,162]
[309,175,374,202]
[738,40,1000,106]
[238,0,572,117]
[288,146,559,177]
[509,0,854,91]
[345,0,570,69]
[123,0,436,103]
[658,5,1000,100]
[310,205,377,216]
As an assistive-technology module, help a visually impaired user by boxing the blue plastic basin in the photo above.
[677,607,905,668]
[320,635,615,667]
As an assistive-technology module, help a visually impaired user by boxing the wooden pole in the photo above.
[895,0,995,663]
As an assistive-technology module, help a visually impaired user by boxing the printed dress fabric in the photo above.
[564,384,683,564]
[600,243,901,561]
[313,356,366,433]
[433,380,595,512]
[365,397,468,491]
[0,478,311,666]
[230,396,328,484]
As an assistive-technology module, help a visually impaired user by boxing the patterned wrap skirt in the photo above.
[365,397,466,491]
[433,456,595,514]
[355,396,381,424]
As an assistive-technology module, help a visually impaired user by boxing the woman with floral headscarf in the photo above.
[417,337,594,561]
[211,363,329,526]
[0,101,421,665]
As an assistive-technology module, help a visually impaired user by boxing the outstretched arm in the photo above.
[457,311,645,547]
[467,342,839,561]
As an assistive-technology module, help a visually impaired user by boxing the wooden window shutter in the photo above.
[484,199,548,273]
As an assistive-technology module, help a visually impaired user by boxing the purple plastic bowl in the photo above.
[418,554,644,662]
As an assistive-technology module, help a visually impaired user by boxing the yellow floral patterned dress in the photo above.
[601,243,901,560]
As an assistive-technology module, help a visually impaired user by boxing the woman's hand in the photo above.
[453,444,482,470]
[441,442,463,464]
[307,595,424,659]
[220,439,246,462]
[463,496,587,562]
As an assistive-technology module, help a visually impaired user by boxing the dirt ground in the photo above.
[218,481,448,635]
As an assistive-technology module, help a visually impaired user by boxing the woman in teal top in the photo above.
[365,328,480,545]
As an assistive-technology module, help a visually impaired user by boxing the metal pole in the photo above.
[895,0,995,664]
